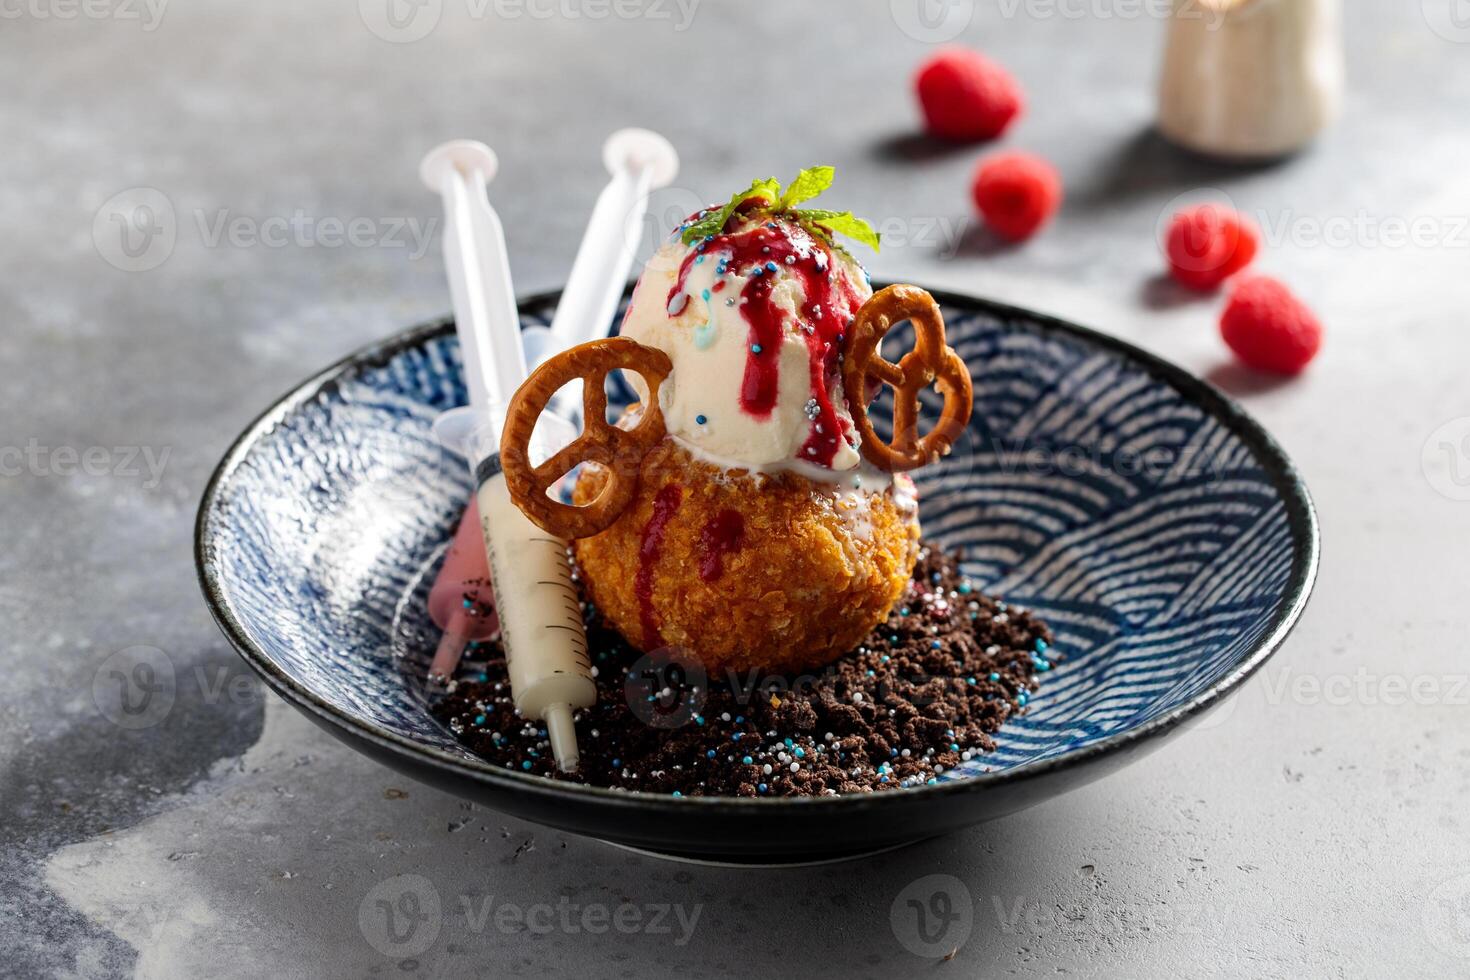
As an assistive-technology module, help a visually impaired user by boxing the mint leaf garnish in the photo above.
[678,167,879,252]
[795,209,882,253]
[777,166,834,210]
[681,176,780,244]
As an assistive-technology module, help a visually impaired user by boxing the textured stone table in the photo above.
[5,2,1469,976]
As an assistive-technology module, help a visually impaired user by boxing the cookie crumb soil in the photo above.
[432,543,1055,797]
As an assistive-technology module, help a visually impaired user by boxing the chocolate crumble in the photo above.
[432,543,1055,797]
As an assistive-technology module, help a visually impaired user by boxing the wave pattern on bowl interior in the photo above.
[204,295,1299,784]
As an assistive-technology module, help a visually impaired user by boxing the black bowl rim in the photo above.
[196,284,1320,817]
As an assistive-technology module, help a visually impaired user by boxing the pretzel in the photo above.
[842,284,973,472]
[500,337,672,539]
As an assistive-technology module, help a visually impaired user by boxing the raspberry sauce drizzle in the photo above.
[635,483,683,649]
[668,213,865,468]
[696,510,745,583]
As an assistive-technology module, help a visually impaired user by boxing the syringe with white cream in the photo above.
[421,129,679,689]
[420,140,593,771]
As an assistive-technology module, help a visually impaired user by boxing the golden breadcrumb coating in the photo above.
[572,437,920,675]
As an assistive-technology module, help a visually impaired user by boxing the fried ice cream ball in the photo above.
[572,437,920,676]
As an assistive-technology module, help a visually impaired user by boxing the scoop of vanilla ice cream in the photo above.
[620,214,872,476]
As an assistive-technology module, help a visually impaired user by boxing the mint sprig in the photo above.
[796,208,882,253]
[777,165,833,209]
[680,166,881,252]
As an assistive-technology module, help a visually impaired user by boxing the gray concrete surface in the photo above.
[4,2,1469,976]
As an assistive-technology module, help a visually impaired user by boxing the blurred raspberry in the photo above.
[915,48,1024,142]
[1220,276,1323,375]
[970,151,1062,242]
[1165,204,1259,291]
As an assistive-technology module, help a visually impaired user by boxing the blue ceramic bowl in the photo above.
[197,286,1318,863]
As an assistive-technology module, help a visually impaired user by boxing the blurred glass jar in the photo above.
[1158,0,1344,159]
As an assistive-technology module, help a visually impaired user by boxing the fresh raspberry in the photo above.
[915,47,1024,142]
[1220,276,1323,375]
[970,151,1062,242]
[1165,204,1259,291]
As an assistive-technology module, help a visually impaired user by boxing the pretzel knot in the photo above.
[842,284,974,473]
[500,337,672,539]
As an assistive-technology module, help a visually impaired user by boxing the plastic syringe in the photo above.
[423,130,679,685]
[520,127,679,422]
[420,139,592,772]
[425,499,497,683]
